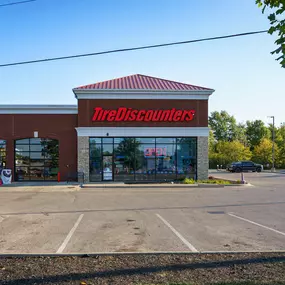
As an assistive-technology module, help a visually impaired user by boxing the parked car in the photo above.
[227,161,263,173]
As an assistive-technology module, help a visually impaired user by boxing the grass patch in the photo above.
[183,178,232,185]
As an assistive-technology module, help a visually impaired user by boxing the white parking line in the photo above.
[228,213,285,237]
[56,214,84,253]
[156,213,198,252]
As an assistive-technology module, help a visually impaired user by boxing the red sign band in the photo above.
[92,107,195,122]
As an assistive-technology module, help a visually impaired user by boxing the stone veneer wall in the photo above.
[197,136,209,180]
[77,136,89,183]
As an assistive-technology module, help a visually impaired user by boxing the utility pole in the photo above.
[268,116,275,172]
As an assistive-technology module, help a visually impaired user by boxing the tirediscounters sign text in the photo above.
[92,107,195,122]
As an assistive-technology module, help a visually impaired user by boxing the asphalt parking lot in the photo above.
[211,169,285,188]
[0,172,284,254]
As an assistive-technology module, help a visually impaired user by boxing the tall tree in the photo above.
[209,111,239,141]
[208,129,216,152]
[256,0,285,67]
[252,138,279,167]
[236,123,248,146]
[245,120,270,149]
[209,141,252,168]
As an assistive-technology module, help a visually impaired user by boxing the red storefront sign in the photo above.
[92,107,195,122]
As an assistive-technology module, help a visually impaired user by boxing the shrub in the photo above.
[183,178,196,184]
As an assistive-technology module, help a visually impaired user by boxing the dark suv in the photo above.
[227,161,263,173]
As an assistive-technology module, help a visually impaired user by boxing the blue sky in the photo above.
[1,0,284,125]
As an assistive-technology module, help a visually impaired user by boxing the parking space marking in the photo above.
[228,213,285,237]
[56,214,84,253]
[156,213,198,252]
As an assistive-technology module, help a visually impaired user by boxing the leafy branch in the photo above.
[256,0,285,67]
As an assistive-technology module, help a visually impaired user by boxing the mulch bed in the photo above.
[0,252,285,285]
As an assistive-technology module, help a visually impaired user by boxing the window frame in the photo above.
[14,138,59,181]
[0,139,7,170]
[89,137,197,182]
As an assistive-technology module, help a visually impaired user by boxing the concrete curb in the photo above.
[0,250,285,257]
[0,183,251,192]
[81,184,198,189]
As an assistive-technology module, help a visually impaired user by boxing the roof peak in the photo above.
[73,74,214,92]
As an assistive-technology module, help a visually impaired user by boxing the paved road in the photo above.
[211,170,285,187]
[0,177,284,253]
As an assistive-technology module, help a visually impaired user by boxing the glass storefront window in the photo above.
[15,145,29,152]
[16,139,29,145]
[114,138,135,181]
[114,138,125,144]
[14,138,59,181]
[155,144,176,180]
[103,144,113,155]
[0,140,6,171]
[135,138,155,143]
[135,144,156,181]
[177,138,197,180]
[90,138,102,182]
[89,157,102,182]
[156,138,176,143]
[89,137,197,182]
[102,138,113,144]
[15,167,29,181]
[90,138,101,144]
[90,144,101,158]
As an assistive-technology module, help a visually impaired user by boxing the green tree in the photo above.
[208,129,216,152]
[252,138,279,167]
[236,123,248,146]
[245,120,270,149]
[256,0,285,67]
[275,124,285,167]
[209,141,252,168]
[209,111,239,141]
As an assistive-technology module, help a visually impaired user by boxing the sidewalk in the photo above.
[82,183,199,189]
[0,182,80,192]
[0,181,230,192]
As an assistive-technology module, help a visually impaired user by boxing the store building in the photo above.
[0,74,214,182]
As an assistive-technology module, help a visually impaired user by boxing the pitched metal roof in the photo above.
[73,74,213,91]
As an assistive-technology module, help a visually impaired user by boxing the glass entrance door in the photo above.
[102,156,113,181]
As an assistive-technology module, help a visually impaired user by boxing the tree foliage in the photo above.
[209,111,285,169]
[209,111,239,141]
[256,0,285,67]
[252,138,279,166]
[209,141,252,168]
[245,120,270,149]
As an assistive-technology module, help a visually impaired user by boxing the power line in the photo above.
[0,30,268,68]
[0,0,37,7]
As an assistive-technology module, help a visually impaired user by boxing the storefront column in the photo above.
[197,136,208,180]
[6,139,15,181]
[77,136,89,183]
